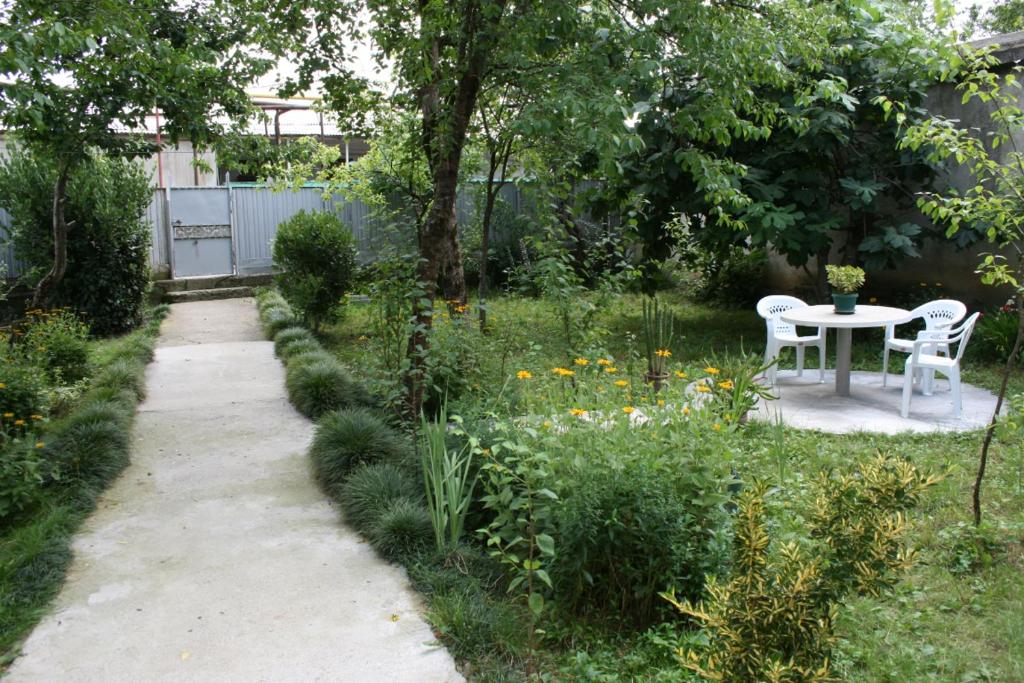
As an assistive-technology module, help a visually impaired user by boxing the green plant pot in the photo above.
[832,292,859,315]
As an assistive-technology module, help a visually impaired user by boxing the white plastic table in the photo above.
[780,305,911,396]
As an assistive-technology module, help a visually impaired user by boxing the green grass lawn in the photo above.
[324,292,1023,682]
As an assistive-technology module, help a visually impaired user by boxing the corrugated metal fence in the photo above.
[0,182,536,279]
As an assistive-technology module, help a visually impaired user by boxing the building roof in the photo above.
[968,30,1024,65]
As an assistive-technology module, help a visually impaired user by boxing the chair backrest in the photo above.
[911,299,967,331]
[915,312,980,363]
[756,295,807,338]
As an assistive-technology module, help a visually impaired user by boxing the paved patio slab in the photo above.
[7,298,462,683]
[749,370,1000,434]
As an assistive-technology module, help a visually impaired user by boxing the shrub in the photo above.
[551,460,728,625]
[695,246,768,307]
[0,148,152,335]
[0,362,47,435]
[971,305,1023,363]
[18,309,91,384]
[339,462,420,531]
[310,408,406,493]
[286,360,374,419]
[425,586,529,664]
[273,327,315,357]
[0,440,49,523]
[272,211,357,330]
[279,338,322,360]
[368,498,433,561]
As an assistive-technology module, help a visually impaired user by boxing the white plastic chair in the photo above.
[756,295,826,385]
[883,299,967,393]
[900,312,979,418]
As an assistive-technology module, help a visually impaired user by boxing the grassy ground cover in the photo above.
[313,291,1023,682]
[0,305,168,667]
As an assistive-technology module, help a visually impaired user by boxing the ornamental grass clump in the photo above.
[92,358,146,402]
[261,306,298,339]
[310,408,407,494]
[273,326,315,357]
[279,338,322,361]
[285,359,374,419]
[339,462,420,531]
[368,498,433,561]
[48,408,131,490]
[286,349,337,370]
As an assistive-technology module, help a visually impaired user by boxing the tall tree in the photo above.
[0,0,267,306]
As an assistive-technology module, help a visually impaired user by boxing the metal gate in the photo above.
[169,187,234,278]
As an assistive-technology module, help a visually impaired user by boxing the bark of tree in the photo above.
[31,163,72,308]
[404,0,509,417]
[478,140,513,331]
[973,295,1024,526]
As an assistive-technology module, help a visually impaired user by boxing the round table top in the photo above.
[780,304,912,329]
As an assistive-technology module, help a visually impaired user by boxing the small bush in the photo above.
[19,309,91,384]
[0,441,49,523]
[551,460,728,625]
[339,462,420,531]
[279,338,322,360]
[92,359,146,402]
[286,360,374,419]
[971,306,1023,363]
[368,498,432,561]
[273,327,315,357]
[0,362,48,435]
[426,586,529,664]
[272,210,357,330]
[310,408,406,493]
[696,246,768,308]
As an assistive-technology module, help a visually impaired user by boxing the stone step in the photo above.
[164,286,254,303]
[153,273,273,293]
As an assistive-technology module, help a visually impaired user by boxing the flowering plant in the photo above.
[641,295,675,377]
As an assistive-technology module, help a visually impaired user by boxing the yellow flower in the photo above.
[357,335,369,342]
[674,370,687,379]
[2,412,12,418]
[574,358,589,366]
[614,379,628,387]
[13,419,25,426]
[516,370,533,380]
[542,420,553,429]
[657,399,665,407]
[713,423,722,431]
[0,383,6,389]
[868,296,878,304]
[717,380,734,391]
[569,408,587,417]
[935,282,943,287]
[622,406,635,415]
[695,384,711,393]
[604,367,618,374]
[35,442,45,449]
[704,367,720,375]
[30,414,43,421]
[552,367,575,377]
[655,349,672,358]
[597,358,613,366]
[683,406,691,415]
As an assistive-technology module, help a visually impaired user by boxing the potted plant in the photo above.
[642,295,674,391]
[825,265,866,315]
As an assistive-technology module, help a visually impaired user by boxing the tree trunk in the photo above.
[441,202,467,309]
[973,295,1024,526]
[31,164,72,308]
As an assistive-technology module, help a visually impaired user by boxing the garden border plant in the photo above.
[0,304,170,665]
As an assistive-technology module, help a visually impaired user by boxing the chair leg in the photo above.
[882,345,890,387]
[765,343,778,385]
[795,345,805,377]
[923,369,935,396]
[818,342,826,383]
[901,364,914,418]
[950,366,962,418]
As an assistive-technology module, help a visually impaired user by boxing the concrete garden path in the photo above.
[8,299,462,682]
